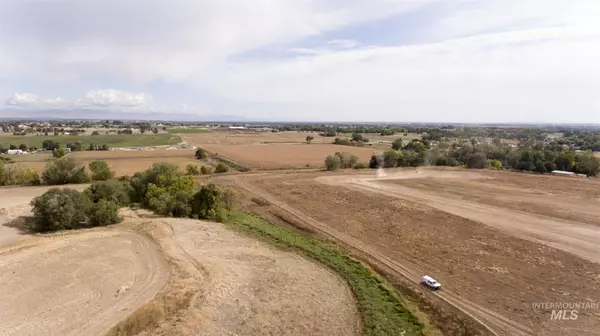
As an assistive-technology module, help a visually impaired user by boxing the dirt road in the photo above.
[0,230,170,336]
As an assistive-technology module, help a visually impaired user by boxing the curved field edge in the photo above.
[226,211,428,336]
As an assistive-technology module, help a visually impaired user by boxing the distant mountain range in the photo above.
[0,108,253,122]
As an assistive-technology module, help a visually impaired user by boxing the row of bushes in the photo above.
[324,152,367,171]
[0,157,115,187]
[185,162,229,175]
[30,163,234,232]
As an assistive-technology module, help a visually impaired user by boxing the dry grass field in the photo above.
[182,130,330,145]
[3,148,199,176]
[216,168,600,336]
[200,143,378,169]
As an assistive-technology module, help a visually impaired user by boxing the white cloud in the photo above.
[4,90,155,111]
[5,93,39,106]
[0,0,599,122]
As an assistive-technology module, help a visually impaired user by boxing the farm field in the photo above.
[167,128,212,134]
[182,130,332,145]
[0,133,181,149]
[2,148,198,176]
[219,168,600,336]
[200,143,378,169]
[0,186,359,336]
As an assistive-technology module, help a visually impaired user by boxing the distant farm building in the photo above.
[6,149,24,155]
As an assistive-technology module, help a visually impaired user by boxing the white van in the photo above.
[421,275,441,290]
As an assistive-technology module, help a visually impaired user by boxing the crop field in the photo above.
[200,143,378,169]
[218,167,600,336]
[0,133,180,149]
[167,128,212,134]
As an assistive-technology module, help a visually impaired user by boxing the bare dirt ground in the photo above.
[195,143,377,169]
[218,168,600,336]
[0,230,170,336]
[123,211,359,336]
[0,185,359,336]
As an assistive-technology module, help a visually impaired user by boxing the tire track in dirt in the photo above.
[233,178,532,336]
[0,230,170,336]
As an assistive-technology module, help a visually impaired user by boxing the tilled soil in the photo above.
[227,168,600,336]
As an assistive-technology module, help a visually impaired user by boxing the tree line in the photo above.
[29,163,233,233]
[325,138,600,176]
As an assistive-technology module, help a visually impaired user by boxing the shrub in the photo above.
[369,154,381,168]
[190,184,230,222]
[85,180,131,206]
[145,175,197,217]
[186,164,201,175]
[42,157,90,185]
[30,188,92,232]
[53,148,67,158]
[467,152,487,169]
[0,163,41,186]
[91,130,100,135]
[382,150,399,168]
[129,163,180,203]
[200,165,214,175]
[214,162,229,173]
[353,162,367,169]
[195,148,207,159]
[335,152,359,168]
[89,160,115,181]
[88,200,122,226]
[325,155,341,171]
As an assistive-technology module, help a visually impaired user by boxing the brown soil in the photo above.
[0,229,170,336]
[220,168,600,336]
[9,148,198,176]
[198,143,378,169]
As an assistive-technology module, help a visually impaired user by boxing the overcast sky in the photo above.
[1,0,599,123]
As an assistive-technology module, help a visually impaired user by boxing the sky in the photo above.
[0,0,599,123]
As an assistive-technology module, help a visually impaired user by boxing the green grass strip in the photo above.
[227,211,424,336]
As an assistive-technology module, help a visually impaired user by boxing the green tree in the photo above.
[30,188,92,232]
[186,164,201,175]
[85,180,130,206]
[466,152,487,169]
[53,148,66,158]
[190,184,230,222]
[306,135,314,144]
[43,157,89,185]
[19,144,28,151]
[391,138,403,150]
[195,147,208,159]
[89,160,115,181]
[87,200,122,226]
[200,165,214,175]
[369,154,381,168]
[91,130,100,135]
[215,162,229,173]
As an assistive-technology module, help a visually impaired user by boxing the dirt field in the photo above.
[4,148,198,176]
[220,168,600,336]
[181,130,331,145]
[0,230,170,336]
[0,185,359,336]
[199,143,378,169]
